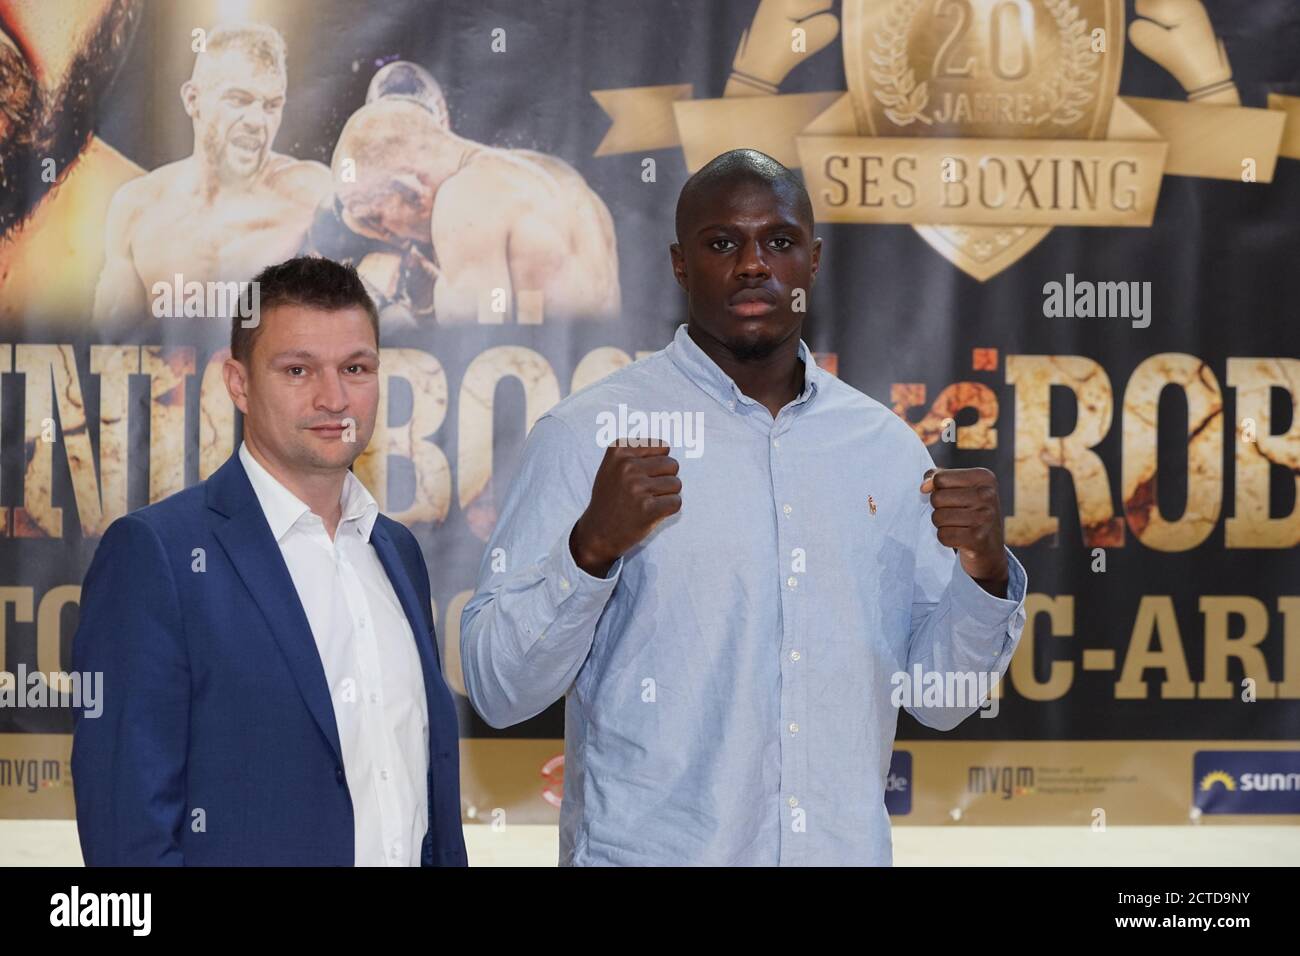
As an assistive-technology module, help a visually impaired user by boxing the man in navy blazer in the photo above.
[71,256,467,866]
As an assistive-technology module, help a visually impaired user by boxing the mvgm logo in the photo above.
[966,763,1035,799]
[1193,751,1300,815]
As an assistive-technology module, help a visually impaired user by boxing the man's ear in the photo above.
[810,236,822,282]
[669,242,687,290]
[180,80,200,119]
[222,356,251,416]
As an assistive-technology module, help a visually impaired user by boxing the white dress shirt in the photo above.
[239,442,429,866]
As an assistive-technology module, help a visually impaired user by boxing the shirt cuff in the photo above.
[949,545,1027,628]
[541,521,623,610]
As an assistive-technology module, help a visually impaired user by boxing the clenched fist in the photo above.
[570,440,683,578]
[920,466,1009,598]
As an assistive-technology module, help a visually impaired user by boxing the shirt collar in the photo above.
[665,322,821,414]
[238,441,379,542]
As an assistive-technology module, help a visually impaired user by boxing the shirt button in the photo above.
[772,438,780,448]
[787,576,798,588]
[335,767,345,785]
[790,650,801,662]
[559,577,570,590]
[782,504,792,516]
[369,692,379,704]
[789,722,799,735]
[380,769,390,781]
[788,796,799,808]
[727,400,736,412]
[390,845,401,860]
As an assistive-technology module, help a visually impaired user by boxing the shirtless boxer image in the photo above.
[92,22,331,325]
[303,61,448,329]
[309,61,619,326]
[0,0,141,324]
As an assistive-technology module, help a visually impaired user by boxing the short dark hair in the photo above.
[231,256,379,365]
[675,148,814,242]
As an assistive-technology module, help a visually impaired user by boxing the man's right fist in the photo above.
[570,440,682,578]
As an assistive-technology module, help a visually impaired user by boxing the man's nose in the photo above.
[314,370,348,412]
[241,104,271,126]
[735,238,770,279]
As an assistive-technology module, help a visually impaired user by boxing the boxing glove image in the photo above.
[1129,0,1239,104]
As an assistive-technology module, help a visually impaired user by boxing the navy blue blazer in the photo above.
[71,452,468,866]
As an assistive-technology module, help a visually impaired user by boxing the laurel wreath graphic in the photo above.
[1036,0,1098,126]
[870,0,931,127]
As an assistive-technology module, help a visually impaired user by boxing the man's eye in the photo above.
[345,365,364,375]
[770,237,793,250]
[710,239,736,252]
[287,366,306,377]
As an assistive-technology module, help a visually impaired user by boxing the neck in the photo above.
[687,322,805,418]
[243,437,347,539]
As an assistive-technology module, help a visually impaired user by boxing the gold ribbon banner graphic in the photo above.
[592,88,1300,229]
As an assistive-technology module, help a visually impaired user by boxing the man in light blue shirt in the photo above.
[461,149,1028,865]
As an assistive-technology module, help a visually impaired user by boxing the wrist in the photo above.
[727,68,780,95]
[570,517,616,579]
[972,563,1009,599]
[964,547,1009,594]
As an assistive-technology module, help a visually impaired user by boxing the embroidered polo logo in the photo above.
[868,495,877,515]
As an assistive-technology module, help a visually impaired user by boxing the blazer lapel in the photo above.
[206,454,344,768]
[369,521,442,683]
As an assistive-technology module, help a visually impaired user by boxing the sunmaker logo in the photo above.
[1193,750,1300,814]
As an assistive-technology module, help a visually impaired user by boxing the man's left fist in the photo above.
[919,466,1009,597]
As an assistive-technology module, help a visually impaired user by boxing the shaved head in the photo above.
[333,98,442,191]
[675,148,813,243]
[366,60,449,129]
[332,98,445,244]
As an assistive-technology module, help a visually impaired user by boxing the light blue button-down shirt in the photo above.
[461,323,1028,865]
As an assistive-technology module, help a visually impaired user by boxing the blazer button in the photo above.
[335,767,345,785]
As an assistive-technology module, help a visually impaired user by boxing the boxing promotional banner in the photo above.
[0,0,1297,830]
